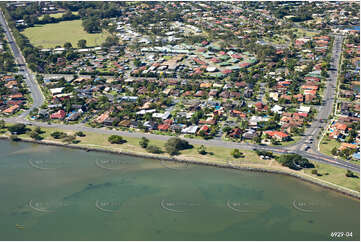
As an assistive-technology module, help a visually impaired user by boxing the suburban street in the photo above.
[0,10,44,119]
[0,11,359,173]
[290,35,344,152]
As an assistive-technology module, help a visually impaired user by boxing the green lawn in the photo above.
[22,20,109,48]
[304,162,360,192]
[38,11,78,20]
[290,28,318,38]
[320,136,359,165]
[320,137,340,157]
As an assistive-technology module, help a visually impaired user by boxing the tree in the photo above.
[346,170,357,178]
[164,137,192,155]
[34,126,43,134]
[311,169,319,176]
[77,39,87,48]
[8,124,27,134]
[0,119,5,129]
[108,135,126,144]
[146,145,162,154]
[63,135,77,144]
[231,149,242,158]
[82,17,101,33]
[64,42,73,49]
[277,154,314,170]
[75,131,86,137]
[197,145,207,155]
[253,135,261,144]
[222,126,231,134]
[165,144,179,155]
[102,36,119,48]
[331,147,338,156]
[139,137,149,148]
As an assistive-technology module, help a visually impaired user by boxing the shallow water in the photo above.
[0,140,359,240]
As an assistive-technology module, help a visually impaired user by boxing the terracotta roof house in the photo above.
[158,124,170,131]
[255,102,268,112]
[198,125,210,135]
[339,143,358,151]
[2,104,19,114]
[95,111,110,123]
[301,85,319,90]
[229,128,242,138]
[333,122,348,132]
[264,131,290,141]
[50,110,66,119]
[293,94,304,103]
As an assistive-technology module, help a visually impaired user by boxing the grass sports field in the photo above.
[22,19,109,48]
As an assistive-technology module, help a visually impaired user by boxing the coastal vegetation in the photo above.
[0,121,359,193]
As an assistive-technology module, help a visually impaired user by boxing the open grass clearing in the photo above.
[38,11,78,20]
[22,19,109,48]
[304,162,360,192]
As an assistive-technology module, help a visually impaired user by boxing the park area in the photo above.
[21,19,109,48]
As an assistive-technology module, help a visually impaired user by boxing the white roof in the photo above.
[50,87,64,95]
[152,111,170,120]
[249,116,269,123]
[181,125,198,134]
[271,105,283,113]
[136,109,156,115]
[298,106,311,113]
[206,66,217,72]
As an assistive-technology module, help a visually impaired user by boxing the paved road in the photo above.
[0,12,359,173]
[290,35,344,152]
[0,10,44,119]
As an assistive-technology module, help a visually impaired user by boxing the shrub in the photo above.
[63,135,77,144]
[29,131,42,140]
[231,149,242,158]
[139,137,149,148]
[34,126,44,134]
[146,145,162,154]
[331,147,338,156]
[0,119,5,129]
[346,170,357,178]
[108,135,126,144]
[51,131,67,139]
[9,135,20,142]
[197,145,207,155]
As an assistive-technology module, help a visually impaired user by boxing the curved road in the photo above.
[0,10,359,172]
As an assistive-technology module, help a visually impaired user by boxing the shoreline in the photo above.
[0,136,359,199]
